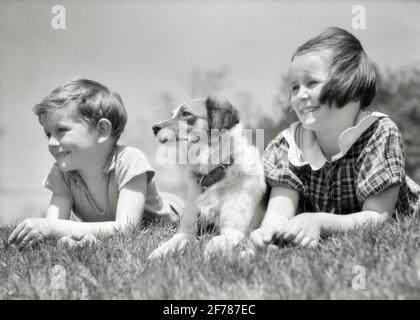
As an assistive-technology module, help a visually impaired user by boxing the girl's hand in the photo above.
[283,213,322,248]
[250,222,288,249]
[8,218,55,248]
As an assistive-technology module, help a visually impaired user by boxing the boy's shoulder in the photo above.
[105,145,153,173]
[114,145,149,161]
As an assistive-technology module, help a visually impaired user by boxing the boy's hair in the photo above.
[292,27,376,109]
[33,78,127,140]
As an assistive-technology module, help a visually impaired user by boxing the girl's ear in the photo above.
[97,118,112,143]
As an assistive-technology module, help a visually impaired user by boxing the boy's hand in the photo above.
[8,218,54,248]
[57,234,100,249]
[250,222,288,249]
[148,233,189,260]
[283,213,322,248]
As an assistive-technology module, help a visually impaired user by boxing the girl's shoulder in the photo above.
[358,111,403,149]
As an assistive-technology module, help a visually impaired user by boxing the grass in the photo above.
[1,216,420,300]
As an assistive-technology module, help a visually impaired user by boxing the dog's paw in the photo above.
[203,235,236,260]
[148,233,189,260]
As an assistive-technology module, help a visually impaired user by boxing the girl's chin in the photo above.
[300,112,317,127]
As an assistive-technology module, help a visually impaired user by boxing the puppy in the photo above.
[148,97,267,259]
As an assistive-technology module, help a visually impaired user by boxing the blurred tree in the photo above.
[186,67,230,97]
[373,64,420,183]
[256,72,297,148]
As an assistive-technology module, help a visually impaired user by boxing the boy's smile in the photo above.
[40,106,101,172]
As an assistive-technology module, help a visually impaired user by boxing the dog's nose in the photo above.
[152,124,162,135]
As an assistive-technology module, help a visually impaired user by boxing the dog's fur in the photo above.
[149,97,267,259]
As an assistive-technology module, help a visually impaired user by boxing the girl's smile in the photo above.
[289,49,332,131]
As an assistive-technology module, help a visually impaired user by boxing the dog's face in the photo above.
[152,97,239,146]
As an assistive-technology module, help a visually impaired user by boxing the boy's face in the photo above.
[40,106,100,172]
[290,49,347,132]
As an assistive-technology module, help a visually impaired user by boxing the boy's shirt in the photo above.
[43,145,172,222]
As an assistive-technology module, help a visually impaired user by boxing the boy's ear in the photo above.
[97,118,112,143]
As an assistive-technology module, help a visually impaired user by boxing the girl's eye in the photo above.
[291,85,299,93]
[308,80,318,87]
[45,132,51,139]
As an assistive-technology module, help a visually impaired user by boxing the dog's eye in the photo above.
[182,111,193,117]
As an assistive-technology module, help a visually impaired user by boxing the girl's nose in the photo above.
[296,86,309,101]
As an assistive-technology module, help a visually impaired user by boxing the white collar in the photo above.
[282,110,388,170]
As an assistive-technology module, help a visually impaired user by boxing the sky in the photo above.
[1,0,420,224]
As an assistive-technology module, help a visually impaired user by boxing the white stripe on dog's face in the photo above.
[170,98,207,119]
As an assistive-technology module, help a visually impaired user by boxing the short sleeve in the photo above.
[263,133,304,192]
[356,119,405,202]
[115,146,156,191]
[42,165,73,204]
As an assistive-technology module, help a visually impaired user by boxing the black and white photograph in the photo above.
[0,0,420,303]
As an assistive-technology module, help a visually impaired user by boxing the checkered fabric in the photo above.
[264,117,420,216]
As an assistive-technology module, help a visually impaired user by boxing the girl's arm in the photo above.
[9,174,148,246]
[319,185,399,236]
[250,186,299,248]
[284,186,400,246]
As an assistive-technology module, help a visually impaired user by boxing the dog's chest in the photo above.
[195,177,235,225]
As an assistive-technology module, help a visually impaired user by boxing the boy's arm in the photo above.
[284,186,399,246]
[250,186,299,248]
[46,193,72,220]
[9,174,148,246]
[51,173,148,237]
[8,193,72,246]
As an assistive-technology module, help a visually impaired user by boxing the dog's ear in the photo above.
[205,97,239,130]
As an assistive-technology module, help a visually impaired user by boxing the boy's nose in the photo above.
[152,124,162,135]
[48,135,60,147]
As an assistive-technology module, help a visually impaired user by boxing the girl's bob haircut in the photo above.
[292,27,376,109]
[33,78,127,140]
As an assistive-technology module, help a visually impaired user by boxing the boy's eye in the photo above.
[57,127,68,133]
[45,132,51,138]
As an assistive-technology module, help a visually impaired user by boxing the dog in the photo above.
[148,97,267,260]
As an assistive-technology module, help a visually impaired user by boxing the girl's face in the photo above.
[40,106,100,172]
[290,49,340,132]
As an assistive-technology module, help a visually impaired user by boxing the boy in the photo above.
[9,79,183,248]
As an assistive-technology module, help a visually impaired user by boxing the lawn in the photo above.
[0,216,419,300]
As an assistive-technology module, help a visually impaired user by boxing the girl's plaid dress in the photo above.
[264,110,420,216]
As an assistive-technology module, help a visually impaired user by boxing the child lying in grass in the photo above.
[251,27,420,249]
[9,79,183,248]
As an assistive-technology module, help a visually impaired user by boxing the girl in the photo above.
[251,27,420,248]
